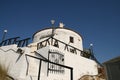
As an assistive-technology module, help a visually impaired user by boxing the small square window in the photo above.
[70,36,74,43]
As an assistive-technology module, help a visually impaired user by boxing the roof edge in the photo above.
[32,27,83,40]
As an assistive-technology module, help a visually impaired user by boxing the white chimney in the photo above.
[59,23,64,28]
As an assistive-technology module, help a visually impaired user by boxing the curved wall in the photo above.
[33,28,83,51]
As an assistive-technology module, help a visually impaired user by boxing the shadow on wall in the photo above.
[0,63,14,80]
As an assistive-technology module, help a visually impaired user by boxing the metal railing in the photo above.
[37,37,83,55]
[0,37,31,47]
[48,51,65,74]
[25,54,73,80]
[37,37,99,60]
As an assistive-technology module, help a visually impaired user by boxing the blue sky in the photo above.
[0,0,120,63]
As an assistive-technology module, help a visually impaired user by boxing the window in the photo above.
[70,36,74,43]
[48,52,64,74]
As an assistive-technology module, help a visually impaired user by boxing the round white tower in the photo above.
[33,26,83,51]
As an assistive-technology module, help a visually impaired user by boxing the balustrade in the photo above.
[0,37,30,47]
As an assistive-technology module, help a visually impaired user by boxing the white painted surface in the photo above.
[0,44,98,80]
[0,27,98,80]
[33,28,83,51]
[0,45,28,79]
[35,46,98,80]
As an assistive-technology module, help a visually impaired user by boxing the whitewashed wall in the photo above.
[0,45,29,80]
[35,46,98,80]
[33,28,83,51]
[0,27,98,80]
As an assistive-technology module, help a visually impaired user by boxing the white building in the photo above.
[0,23,99,80]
